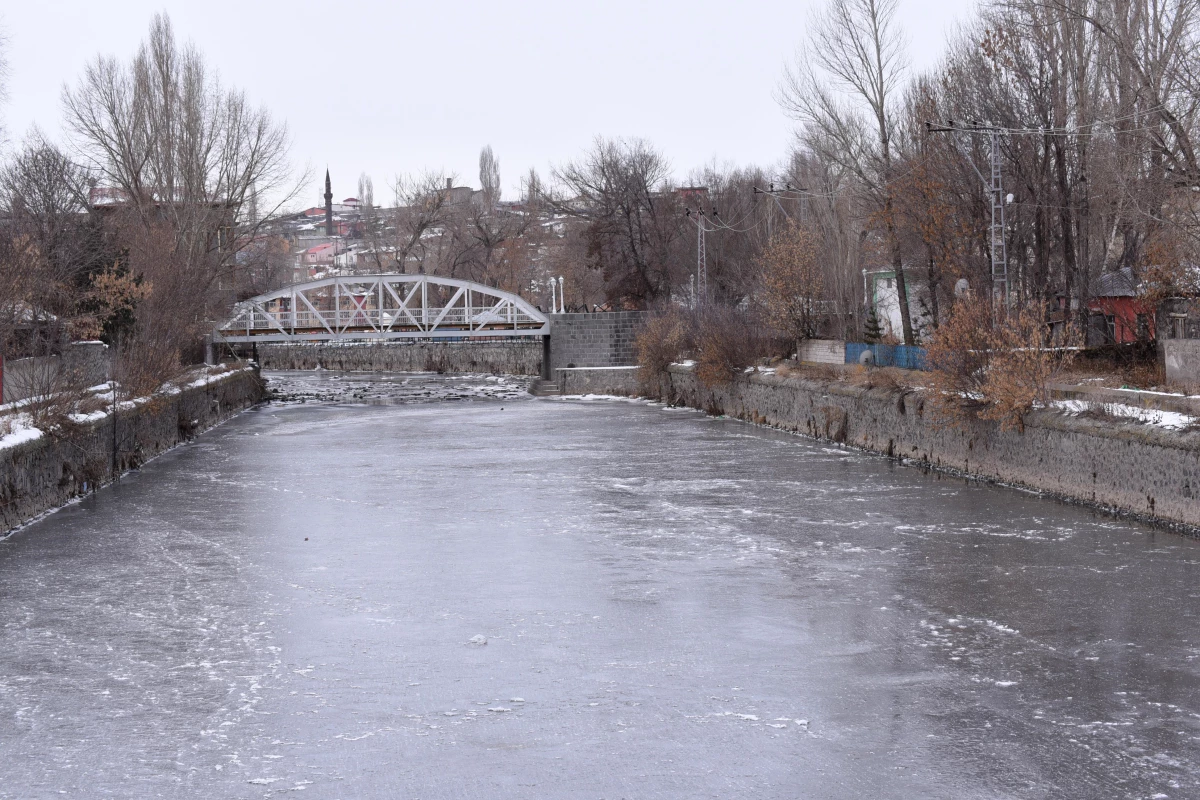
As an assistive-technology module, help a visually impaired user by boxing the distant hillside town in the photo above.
[249,168,571,313]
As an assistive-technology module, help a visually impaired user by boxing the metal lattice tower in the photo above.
[697,212,707,305]
[927,121,1009,305]
[988,129,1009,303]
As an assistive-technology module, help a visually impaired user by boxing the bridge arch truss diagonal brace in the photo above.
[215,274,550,343]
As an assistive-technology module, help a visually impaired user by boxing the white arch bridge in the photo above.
[214,274,548,343]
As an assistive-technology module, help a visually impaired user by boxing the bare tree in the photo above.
[356,172,393,273]
[781,0,917,344]
[479,145,501,209]
[549,138,688,308]
[1,134,96,290]
[62,13,298,319]
[390,171,451,273]
[786,149,869,339]
[0,24,9,144]
[59,13,298,385]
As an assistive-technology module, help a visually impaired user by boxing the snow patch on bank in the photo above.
[1054,399,1196,430]
[0,417,43,451]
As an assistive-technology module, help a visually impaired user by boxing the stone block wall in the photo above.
[548,312,649,373]
[797,339,845,365]
[258,340,542,375]
[557,366,640,395]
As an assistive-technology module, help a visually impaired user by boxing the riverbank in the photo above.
[0,366,266,533]
[559,363,1200,531]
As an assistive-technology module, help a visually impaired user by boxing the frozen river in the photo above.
[2,371,1199,798]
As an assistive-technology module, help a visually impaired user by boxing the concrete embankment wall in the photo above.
[258,341,541,375]
[0,367,266,533]
[560,364,1200,530]
[1164,339,1200,388]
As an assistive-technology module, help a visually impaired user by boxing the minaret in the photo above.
[324,169,334,237]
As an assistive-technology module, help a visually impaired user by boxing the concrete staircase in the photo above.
[529,378,563,397]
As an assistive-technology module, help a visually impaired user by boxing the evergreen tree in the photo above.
[864,307,883,343]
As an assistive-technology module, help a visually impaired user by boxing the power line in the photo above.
[924,114,1144,302]
[961,106,1167,137]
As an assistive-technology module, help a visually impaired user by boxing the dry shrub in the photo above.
[636,308,693,386]
[695,306,758,387]
[759,223,826,341]
[1123,361,1165,390]
[1075,401,1121,422]
[7,356,94,430]
[117,334,185,397]
[926,297,1079,431]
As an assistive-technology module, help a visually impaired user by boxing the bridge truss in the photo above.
[215,274,549,343]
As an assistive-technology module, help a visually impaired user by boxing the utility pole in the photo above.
[926,121,1009,304]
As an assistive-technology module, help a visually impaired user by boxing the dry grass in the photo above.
[848,366,911,392]
[76,395,109,415]
[1060,341,1164,390]
[778,362,846,382]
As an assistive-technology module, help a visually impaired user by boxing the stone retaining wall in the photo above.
[558,366,640,395]
[0,367,266,533]
[258,341,541,375]
[548,312,648,372]
[560,364,1200,530]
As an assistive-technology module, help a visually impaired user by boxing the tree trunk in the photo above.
[885,195,915,345]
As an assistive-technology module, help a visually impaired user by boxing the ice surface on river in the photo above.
[0,371,1198,798]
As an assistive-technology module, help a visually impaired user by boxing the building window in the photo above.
[1105,315,1116,342]
[1171,315,1186,339]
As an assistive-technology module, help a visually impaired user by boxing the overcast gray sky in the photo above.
[1,0,976,209]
